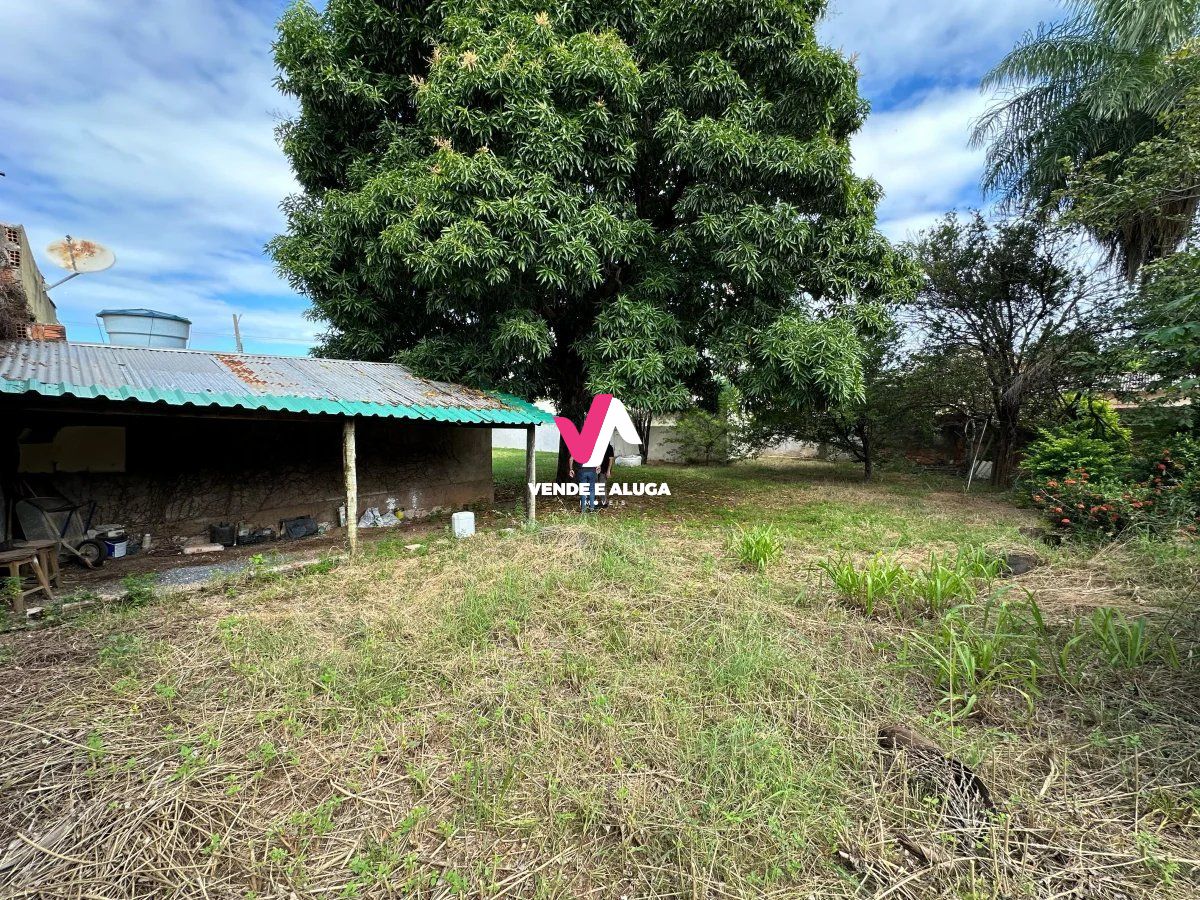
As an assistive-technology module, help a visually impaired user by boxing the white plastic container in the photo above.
[104,538,128,558]
[451,511,476,539]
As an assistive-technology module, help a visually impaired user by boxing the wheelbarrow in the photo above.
[14,497,107,567]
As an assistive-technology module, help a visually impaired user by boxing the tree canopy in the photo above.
[270,0,913,472]
[907,212,1120,486]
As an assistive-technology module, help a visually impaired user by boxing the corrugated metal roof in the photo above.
[0,341,552,426]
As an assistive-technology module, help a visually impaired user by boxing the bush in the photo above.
[1030,460,1200,539]
[671,407,734,464]
[1021,425,1130,483]
[1060,392,1132,445]
[668,387,750,465]
[1136,439,1200,491]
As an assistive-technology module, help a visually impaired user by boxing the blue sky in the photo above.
[2,0,1060,356]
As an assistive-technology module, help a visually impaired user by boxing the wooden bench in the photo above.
[12,539,62,587]
[0,547,55,619]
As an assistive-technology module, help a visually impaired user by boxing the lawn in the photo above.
[2,453,1198,898]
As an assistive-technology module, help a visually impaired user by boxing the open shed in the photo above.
[0,340,549,553]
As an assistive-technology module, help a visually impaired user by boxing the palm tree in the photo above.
[973,0,1200,279]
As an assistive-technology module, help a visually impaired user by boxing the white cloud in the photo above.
[851,87,992,240]
[819,0,1061,99]
[819,0,1066,242]
[1,0,310,355]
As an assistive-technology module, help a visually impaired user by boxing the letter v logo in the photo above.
[555,394,642,467]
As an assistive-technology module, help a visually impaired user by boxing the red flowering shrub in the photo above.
[1031,460,1200,539]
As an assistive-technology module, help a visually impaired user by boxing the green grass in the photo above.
[1,453,1197,898]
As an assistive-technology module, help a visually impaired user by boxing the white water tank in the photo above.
[98,308,191,349]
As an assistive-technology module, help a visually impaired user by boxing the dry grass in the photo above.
[1,457,1198,898]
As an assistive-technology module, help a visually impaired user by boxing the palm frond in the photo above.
[1088,0,1200,53]
[978,0,1200,270]
[982,26,1110,91]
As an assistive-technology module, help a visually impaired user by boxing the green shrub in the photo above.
[1136,441,1200,498]
[1031,461,1200,539]
[1021,425,1130,483]
[1060,392,1132,445]
[667,387,749,465]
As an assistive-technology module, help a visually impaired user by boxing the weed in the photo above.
[733,524,782,571]
[1087,607,1173,668]
[153,682,178,700]
[120,574,157,608]
[98,632,144,672]
[904,598,1048,717]
[84,730,105,762]
[820,545,1001,619]
[819,554,907,617]
[909,552,977,616]
[1136,831,1180,885]
[954,544,1005,579]
[291,796,345,836]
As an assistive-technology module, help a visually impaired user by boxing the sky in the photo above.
[2,0,1061,356]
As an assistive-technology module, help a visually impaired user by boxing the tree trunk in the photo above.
[631,409,653,462]
[856,420,873,481]
[990,401,1021,487]
[548,320,593,483]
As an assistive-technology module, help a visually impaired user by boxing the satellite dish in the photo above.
[45,235,116,289]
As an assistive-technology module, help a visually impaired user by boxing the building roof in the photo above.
[0,340,552,426]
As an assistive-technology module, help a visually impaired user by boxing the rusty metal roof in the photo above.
[0,341,551,425]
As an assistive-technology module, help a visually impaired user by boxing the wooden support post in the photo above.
[343,417,358,555]
[525,424,537,525]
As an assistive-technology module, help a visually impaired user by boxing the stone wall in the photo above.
[8,411,492,542]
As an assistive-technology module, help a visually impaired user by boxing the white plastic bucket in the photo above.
[104,539,128,558]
